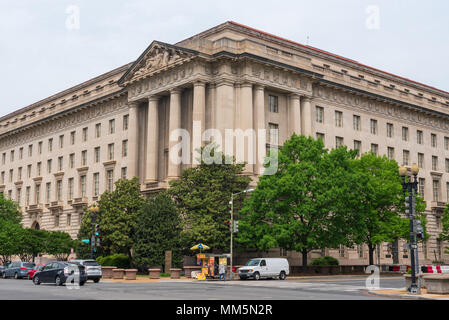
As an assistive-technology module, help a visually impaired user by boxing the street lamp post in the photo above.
[89,205,99,260]
[399,164,420,294]
[229,189,254,280]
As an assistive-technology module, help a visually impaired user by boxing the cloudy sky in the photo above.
[1,0,448,118]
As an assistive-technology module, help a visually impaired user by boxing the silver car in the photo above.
[70,259,102,283]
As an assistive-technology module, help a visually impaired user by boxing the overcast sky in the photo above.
[1,0,448,118]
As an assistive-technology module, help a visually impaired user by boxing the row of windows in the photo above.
[1,115,129,165]
[0,141,128,184]
[316,107,449,148]
[4,168,127,206]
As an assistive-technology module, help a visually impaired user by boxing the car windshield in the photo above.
[83,261,99,266]
[245,259,261,266]
[23,263,35,268]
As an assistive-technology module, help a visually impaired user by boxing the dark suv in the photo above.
[2,262,35,279]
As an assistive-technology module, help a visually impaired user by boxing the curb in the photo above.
[368,290,447,300]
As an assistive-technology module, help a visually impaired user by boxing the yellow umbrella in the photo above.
[190,244,210,252]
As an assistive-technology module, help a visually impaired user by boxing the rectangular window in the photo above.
[268,123,279,146]
[54,215,59,228]
[417,131,423,145]
[316,106,324,123]
[445,137,449,151]
[38,141,42,154]
[123,115,129,130]
[10,150,14,162]
[107,170,114,192]
[35,184,41,204]
[70,131,76,145]
[95,147,100,163]
[432,156,438,171]
[446,159,449,173]
[122,140,128,157]
[353,115,361,131]
[95,123,101,138]
[48,138,53,152]
[81,150,87,166]
[370,119,378,135]
[336,136,344,148]
[403,150,410,166]
[80,175,86,198]
[268,95,279,113]
[16,188,21,205]
[70,154,75,169]
[431,134,437,148]
[59,135,64,148]
[82,127,88,142]
[47,159,52,174]
[46,183,51,203]
[93,173,100,197]
[121,167,127,180]
[419,178,425,197]
[109,119,115,134]
[418,153,424,169]
[371,144,379,156]
[0,172,4,184]
[27,165,32,178]
[37,162,41,177]
[19,148,23,160]
[68,178,74,200]
[56,180,62,201]
[354,140,361,157]
[18,167,22,181]
[26,187,30,206]
[9,169,13,182]
[2,153,5,165]
[335,111,343,127]
[316,133,325,143]
[58,157,63,172]
[67,214,71,227]
[433,180,440,202]
[387,147,395,161]
[402,127,409,141]
[387,123,394,138]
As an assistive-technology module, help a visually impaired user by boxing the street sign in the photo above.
[81,239,90,244]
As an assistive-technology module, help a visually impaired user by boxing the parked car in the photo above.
[238,258,289,280]
[27,264,45,280]
[32,262,87,286]
[2,262,36,279]
[70,259,102,283]
[0,266,5,277]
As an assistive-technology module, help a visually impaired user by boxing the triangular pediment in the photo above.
[118,41,198,85]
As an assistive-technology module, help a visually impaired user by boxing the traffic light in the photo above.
[416,220,425,240]
[405,197,410,215]
[228,221,232,232]
[95,224,100,237]
[233,221,239,233]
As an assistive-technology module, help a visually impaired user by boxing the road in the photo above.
[0,275,407,300]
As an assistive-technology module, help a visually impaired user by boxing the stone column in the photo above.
[288,94,301,137]
[167,88,182,180]
[215,80,234,155]
[301,96,313,137]
[145,96,159,183]
[127,102,140,179]
[253,85,265,176]
[192,81,206,165]
[240,83,254,174]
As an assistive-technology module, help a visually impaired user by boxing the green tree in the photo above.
[0,221,22,265]
[44,231,76,261]
[237,135,357,270]
[168,146,251,252]
[16,228,47,262]
[347,153,426,265]
[0,194,22,224]
[76,208,95,259]
[96,178,145,259]
[133,192,182,271]
[440,204,449,254]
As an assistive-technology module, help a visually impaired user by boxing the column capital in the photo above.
[301,95,313,103]
[169,87,183,95]
[128,101,140,108]
[193,80,207,88]
[148,96,160,103]
[254,84,265,91]
[289,93,301,100]
[239,82,254,89]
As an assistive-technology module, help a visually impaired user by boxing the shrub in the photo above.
[96,254,130,268]
[310,256,339,267]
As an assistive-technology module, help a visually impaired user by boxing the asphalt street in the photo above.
[0,275,406,300]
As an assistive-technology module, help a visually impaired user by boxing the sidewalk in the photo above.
[369,288,449,300]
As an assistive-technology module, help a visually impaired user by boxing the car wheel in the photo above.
[55,276,62,286]
[33,276,41,285]
[14,273,18,280]
[79,281,85,286]
[93,278,100,283]
[279,271,286,280]
[254,272,260,281]
[2,272,6,279]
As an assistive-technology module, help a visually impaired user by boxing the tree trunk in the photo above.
[368,244,375,266]
[302,249,308,273]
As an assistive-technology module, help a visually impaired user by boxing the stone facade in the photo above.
[1,21,449,266]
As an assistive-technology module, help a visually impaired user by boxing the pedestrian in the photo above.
[219,263,226,281]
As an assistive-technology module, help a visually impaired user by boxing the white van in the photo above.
[238,258,289,280]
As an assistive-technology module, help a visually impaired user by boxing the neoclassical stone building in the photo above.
[1,21,448,266]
